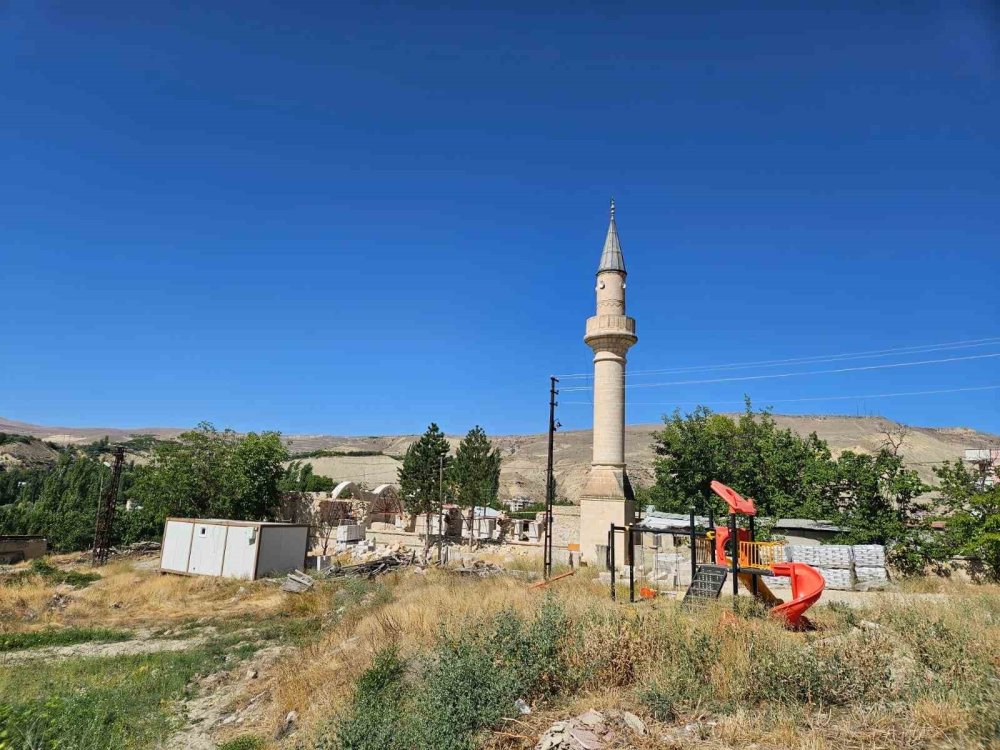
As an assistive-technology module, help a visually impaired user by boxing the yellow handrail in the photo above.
[738,541,786,568]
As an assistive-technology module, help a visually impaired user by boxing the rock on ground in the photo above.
[536,709,648,750]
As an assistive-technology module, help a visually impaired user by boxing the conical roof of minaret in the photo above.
[597,198,626,275]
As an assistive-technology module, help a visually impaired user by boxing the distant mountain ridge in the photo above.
[3,414,997,502]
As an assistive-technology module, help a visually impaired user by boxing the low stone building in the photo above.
[0,535,47,564]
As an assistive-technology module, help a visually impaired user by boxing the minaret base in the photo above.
[580,466,635,566]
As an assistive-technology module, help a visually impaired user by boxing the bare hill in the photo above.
[0,435,62,469]
[0,417,184,445]
[5,414,995,502]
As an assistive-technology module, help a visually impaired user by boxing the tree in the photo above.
[279,461,336,493]
[932,460,1000,581]
[642,401,937,576]
[398,423,451,555]
[231,431,290,519]
[834,449,930,574]
[450,426,502,548]
[129,422,288,526]
[0,453,141,552]
[644,400,838,519]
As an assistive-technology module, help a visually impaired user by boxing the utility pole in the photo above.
[437,454,444,564]
[92,446,126,567]
[543,376,559,579]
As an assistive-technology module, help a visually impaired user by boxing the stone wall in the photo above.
[0,535,47,564]
[552,505,580,549]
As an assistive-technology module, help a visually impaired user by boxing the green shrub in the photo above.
[638,682,677,721]
[321,599,571,750]
[741,632,893,706]
[28,558,101,587]
[320,647,410,750]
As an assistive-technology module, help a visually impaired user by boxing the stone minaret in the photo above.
[579,199,637,563]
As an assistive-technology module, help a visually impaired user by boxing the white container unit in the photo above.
[159,518,309,580]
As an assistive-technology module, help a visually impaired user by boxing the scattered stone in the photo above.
[49,593,71,610]
[622,711,646,735]
[451,560,505,578]
[568,726,604,750]
[246,667,258,680]
[280,570,315,593]
[535,709,649,750]
[274,710,297,740]
[515,698,531,715]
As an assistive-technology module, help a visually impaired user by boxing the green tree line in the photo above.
[0,424,293,551]
[640,400,999,579]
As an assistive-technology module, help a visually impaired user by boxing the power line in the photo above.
[559,383,1000,407]
[555,336,1000,380]
[561,352,1000,393]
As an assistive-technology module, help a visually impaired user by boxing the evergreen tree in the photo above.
[398,423,451,553]
[451,426,501,547]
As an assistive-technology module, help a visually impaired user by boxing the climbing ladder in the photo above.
[682,564,728,604]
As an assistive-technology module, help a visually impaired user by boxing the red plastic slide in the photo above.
[769,562,825,629]
[710,480,757,515]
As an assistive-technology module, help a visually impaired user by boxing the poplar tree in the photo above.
[451,426,502,547]
[398,423,451,553]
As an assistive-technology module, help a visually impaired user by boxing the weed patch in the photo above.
[0,639,241,749]
[316,598,571,750]
[0,627,131,652]
[217,736,268,750]
[1,558,101,589]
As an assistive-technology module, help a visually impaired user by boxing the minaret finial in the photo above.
[610,197,615,220]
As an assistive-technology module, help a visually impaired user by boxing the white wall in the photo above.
[188,523,227,576]
[160,520,194,573]
[221,525,258,580]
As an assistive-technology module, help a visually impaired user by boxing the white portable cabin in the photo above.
[159,518,309,580]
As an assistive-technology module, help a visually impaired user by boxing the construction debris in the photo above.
[280,570,315,593]
[535,710,649,750]
[451,560,505,578]
[324,550,419,580]
[109,541,162,558]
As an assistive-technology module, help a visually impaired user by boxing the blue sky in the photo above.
[2,1,998,436]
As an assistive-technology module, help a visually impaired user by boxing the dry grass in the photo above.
[5,555,999,750]
[257,566,1000,749]
[0,554,328,634]
[248,566,612,739]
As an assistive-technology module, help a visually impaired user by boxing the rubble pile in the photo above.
[325,545,419,580]
[536,709,647,750]
[109,540,162,557]
[450,560,506,578]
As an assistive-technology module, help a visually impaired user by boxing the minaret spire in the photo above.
[597,197,626,275]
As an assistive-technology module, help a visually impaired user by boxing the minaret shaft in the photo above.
[579,200,637,564]
[591,349,626,467]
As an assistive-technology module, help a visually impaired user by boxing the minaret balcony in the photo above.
[584,314,637,345]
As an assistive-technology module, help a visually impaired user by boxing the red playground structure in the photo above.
[685,481,825,629]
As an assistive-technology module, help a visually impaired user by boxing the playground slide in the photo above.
[769,562,825,629]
